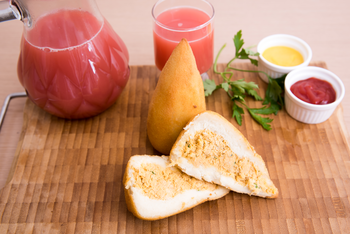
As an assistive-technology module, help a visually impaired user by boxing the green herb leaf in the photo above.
[220,82,230,92]
[231,79,259,91]
[274,74,286,88]
[230,85,245,102]
[249,58,259,66]
[248,104,280,115]
[232,103,244,126]
[247,89,262,101]
[263,76,283,107]
[232,94,245,102]
[269,101,282,115]
[203,79,217,96]
[205,30,286,130]
[247,108,273,131]
[230,79,262,101]
[230,80,246,94]
[243,48,260,57]
[237,48,259,66]
[233,30,244,56]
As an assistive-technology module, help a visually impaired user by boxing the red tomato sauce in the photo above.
[290,78,336,104]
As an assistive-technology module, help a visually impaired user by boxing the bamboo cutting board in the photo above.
[1,62,350,234]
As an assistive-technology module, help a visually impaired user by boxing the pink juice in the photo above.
[153,7,214,74]
[17,9,130,119]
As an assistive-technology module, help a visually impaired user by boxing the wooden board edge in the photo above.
[335,104,350,152]
[3,98,31,185]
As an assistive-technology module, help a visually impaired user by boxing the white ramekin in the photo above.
[284,66,345,124]
[257,34,312,83]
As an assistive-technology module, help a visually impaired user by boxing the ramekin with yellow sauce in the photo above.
[257,34,312,83]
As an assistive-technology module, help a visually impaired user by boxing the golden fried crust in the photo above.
[147,38,206,154]
[267,192,278,199]
[123,159,141,219]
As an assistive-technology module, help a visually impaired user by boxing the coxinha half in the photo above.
[147,38,206,154]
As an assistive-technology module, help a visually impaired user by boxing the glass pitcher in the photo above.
[0,0,130,119]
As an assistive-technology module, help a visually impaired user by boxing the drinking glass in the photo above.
[152,0,215,78]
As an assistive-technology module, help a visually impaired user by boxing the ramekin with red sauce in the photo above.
[285,66,345,124]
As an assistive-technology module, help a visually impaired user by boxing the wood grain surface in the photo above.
[1,0,350,194]
[0,62,349,234]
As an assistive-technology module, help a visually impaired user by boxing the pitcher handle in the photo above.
[0,92,27,131]
[0,0,21,22]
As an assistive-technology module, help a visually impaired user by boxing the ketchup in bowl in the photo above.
[290,77,336,104]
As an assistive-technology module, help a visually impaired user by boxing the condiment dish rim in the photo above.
[284,66,345,109]
[257,34,312,72]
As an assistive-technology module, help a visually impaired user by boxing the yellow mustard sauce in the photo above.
[262,46,304,67]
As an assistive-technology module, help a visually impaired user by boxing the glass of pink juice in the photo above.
[152,0,215,76]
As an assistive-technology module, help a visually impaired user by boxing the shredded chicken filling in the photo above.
[132,163,218,200]
[182,129,271,194]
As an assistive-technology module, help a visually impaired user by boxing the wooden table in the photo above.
[0,1,349,232]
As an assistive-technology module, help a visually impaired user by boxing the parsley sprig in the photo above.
[203,30,285,130]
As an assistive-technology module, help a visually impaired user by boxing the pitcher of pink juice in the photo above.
[0,0,130,119]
